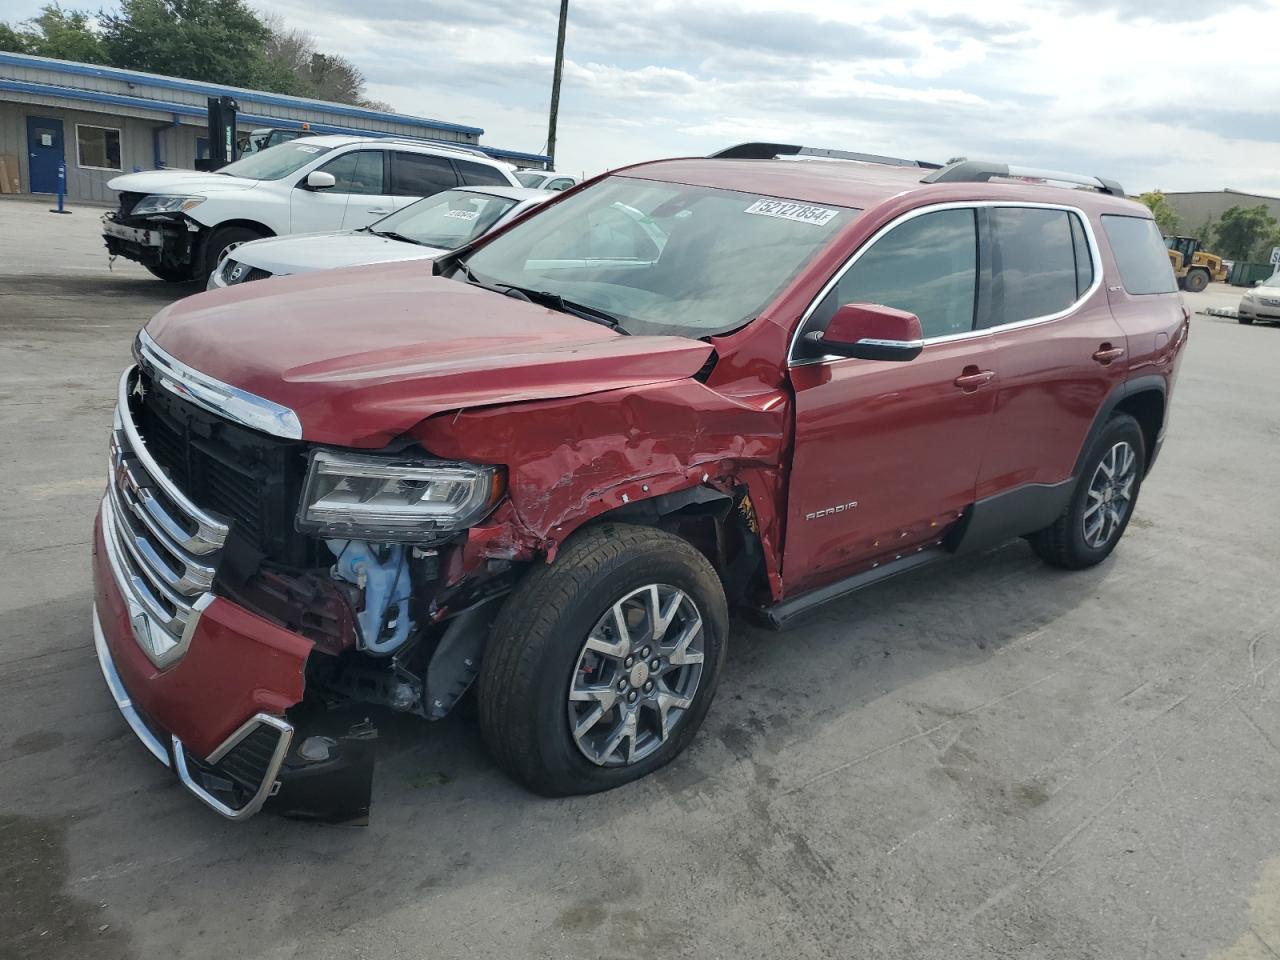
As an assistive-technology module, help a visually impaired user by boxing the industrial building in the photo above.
[1162,188,1280,232]
[0,51,549,204]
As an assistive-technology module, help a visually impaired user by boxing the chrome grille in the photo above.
[105,366,229,668]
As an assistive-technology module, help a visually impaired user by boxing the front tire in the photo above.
[1029,414,1145,570]
[201,225,265,285]
[1238,315,1255,325]
[145,262,196,282]
[1183,268,1210,293]
[478,523,728,796]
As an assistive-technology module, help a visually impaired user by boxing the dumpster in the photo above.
[1228,262,1275,286]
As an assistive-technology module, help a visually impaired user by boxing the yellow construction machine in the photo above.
[1164,236,1228,292]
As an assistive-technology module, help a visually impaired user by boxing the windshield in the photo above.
[515,172,546,188]
[1262,272,1280,288]
[462,176,856,338]
[371,189,519,249]
[219,140,333,180]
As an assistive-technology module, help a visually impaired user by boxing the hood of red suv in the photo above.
[145,262,713,447]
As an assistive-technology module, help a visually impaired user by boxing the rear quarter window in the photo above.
[1101,215,1178,295]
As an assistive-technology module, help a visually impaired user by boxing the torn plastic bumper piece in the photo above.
[93,602,378,822]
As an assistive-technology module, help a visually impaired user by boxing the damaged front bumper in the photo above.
[92,504,376,823]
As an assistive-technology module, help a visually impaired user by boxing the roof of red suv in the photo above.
[620,157,1150,217]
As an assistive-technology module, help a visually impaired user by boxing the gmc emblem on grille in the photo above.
[806,501,858,520]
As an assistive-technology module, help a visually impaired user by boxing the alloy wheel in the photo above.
[1083,440,1137,549]
[567,584,705,767]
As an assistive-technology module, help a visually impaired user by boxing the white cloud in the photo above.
[5,0,1277,192]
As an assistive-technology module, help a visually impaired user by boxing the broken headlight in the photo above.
[297,450,504,540]
[131,195,205,216]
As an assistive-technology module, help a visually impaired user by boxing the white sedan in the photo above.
[208,185,554,289]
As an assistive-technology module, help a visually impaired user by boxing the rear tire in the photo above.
[478,523,728,796]
[201,225,265,285]
[1183,268,1210,293]
[145,262,196,282]
[1029,414,1145,570]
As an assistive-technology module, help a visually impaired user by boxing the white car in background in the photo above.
[209,185,554,288]
[103,136,520,285]
[515,170,578,191]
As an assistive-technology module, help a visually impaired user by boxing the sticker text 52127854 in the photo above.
[744,198,840,226]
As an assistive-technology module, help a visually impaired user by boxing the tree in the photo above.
[99,0,279,89]
[1212,205,1280,262]
[0,4,106,63]
[1138,191,1179,235]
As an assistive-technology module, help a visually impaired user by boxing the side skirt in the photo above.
[762,479,1076,631]
[763,549,943,630]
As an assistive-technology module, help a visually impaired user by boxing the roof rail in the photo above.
[710,142,942,169]
[922,160,1125,196]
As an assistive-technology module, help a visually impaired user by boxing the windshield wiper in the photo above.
[370,229,424,246]
[451,265,629,335]
[501,285,631,335]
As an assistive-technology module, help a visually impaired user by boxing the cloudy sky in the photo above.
[6,0,1280,193]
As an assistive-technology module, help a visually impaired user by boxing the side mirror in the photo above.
[805,303,924,362]
[305,170,337,190]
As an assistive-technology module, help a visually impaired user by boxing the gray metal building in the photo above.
[1162,189,1280,234]
[0,51,549,204]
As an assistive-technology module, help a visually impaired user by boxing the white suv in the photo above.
[101,136,519,284]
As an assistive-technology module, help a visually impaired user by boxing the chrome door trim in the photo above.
[788,200,1106,367]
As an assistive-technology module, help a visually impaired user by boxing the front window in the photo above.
[370,189,519,249]
[462,176,856,338]
[76,124,121,171]
[218,140,334,180]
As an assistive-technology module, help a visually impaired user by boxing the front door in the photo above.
[784,207,998,594]
[26,116,64,194]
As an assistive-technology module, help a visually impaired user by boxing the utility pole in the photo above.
[546,0,568,170]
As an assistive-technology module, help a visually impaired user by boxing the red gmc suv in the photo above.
[92,143,1188,820]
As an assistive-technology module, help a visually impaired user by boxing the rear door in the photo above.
[389,151,459,210]
[784,207,999,593]
[975,205,1129,498]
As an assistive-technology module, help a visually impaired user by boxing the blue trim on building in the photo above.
[0,51,484,136]
[0,78,551,166]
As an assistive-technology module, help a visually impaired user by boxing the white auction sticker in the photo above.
[445,209,479,221]
[295,145,321,153]
[744,198,839,226]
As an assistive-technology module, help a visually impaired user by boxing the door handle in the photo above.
[953,367,995,391]
[366,207,391,215]
[1092,344,1125,365]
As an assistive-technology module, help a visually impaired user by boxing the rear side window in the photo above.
[987,207,1082,327]
[454,158,512,187]
[390,152,458,197]
[1102,215,1178,295]
[819,208,977,339]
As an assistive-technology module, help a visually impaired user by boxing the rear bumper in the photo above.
[92,505,313,819]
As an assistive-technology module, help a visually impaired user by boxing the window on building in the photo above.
[76,124,122,171]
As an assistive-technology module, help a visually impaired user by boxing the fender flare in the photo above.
[1071,374,1167,479]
